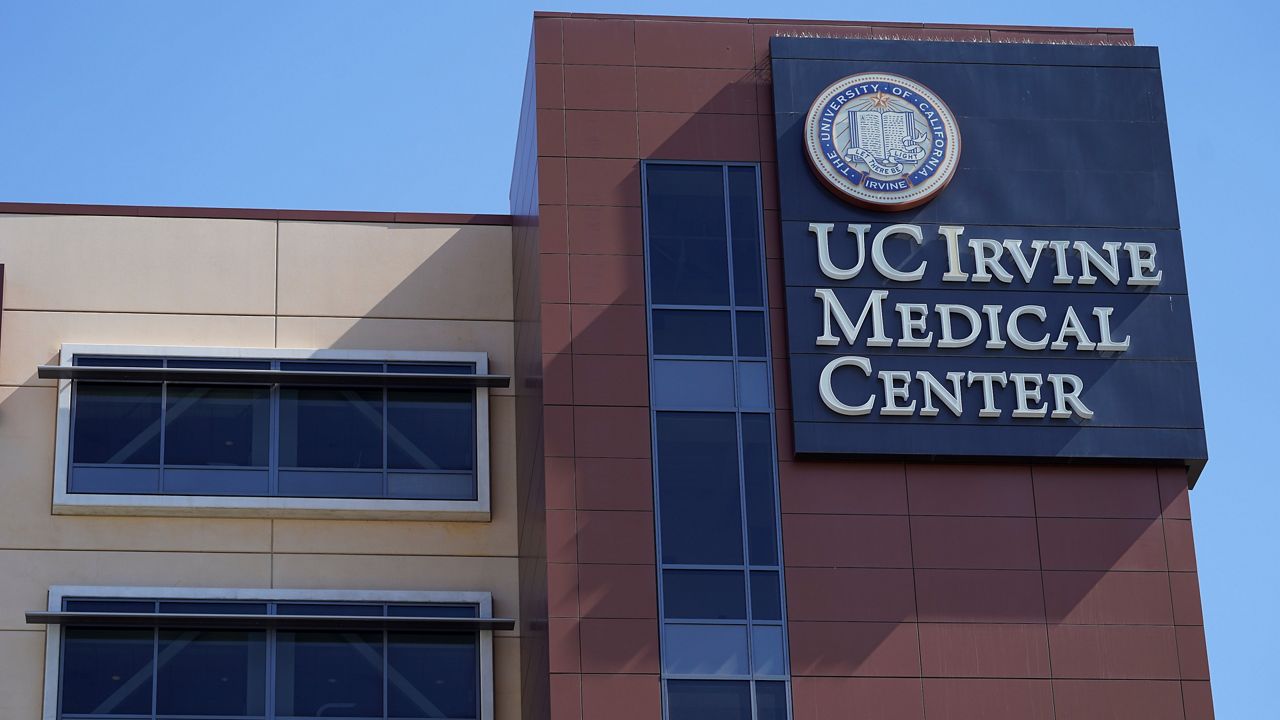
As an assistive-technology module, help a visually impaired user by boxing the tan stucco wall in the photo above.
[0,213,521,718]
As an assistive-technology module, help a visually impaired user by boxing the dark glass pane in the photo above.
[391,362,475,375]
[728,166,764,307]
[735,311,768,358]
[74,356,163,367]
[756,680,789,720]
[666,680,752,720]
[387,632,478,719]
[157,628,266,716]
[281,361,382,373]
[278,387,383,469]
[167,358,272,370]
[656,412,743,565]
[652,309,733,356]
[278,603,382,617]
[387,389,474,471]
[646,164,730,306]
[663,569,747,620]
[388,604,480,618]
[742,414,778,565]
[72,382,162,464]
[275,630,383,718]
[165,385,270,466]
[61,626,154,715]
[750,571,782,621]
[65,599,156,613]
[276,470,383,498]
[387,471,476,500]
[159,602,268,615]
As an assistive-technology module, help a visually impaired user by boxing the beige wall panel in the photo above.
[494,635,522,720]
[0,215,276,315]
[271,394,517,556]
[0,630,46,718]
[270,554,520,626]
[0,310,277,387]
[276,222,513,321]
[0,386,272,552]
[275,316,516,396]
[1,550,272,630]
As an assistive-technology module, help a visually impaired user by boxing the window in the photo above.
[643,162,792,720]
[40,588,497,720]
[51,346,494,519]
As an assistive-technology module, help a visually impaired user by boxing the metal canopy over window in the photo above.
[26,611,516,631]
[38,365,511,388]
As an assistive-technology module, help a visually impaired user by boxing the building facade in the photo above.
[1,11,1211,720]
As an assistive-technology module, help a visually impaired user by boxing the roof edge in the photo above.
[0,202,514,226]
[530,11,1134,37]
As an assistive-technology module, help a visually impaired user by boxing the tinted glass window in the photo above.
[61,627,154,715]
[165,385,270,466]
[728,166,764,307]
[278,387,383,469]
[646,164,730,306]
[652,309,733,356]
[663,569,747,620]
[750,571,783,621]
[756,681,789,720]
[735,311,768,358]
[58,601,483,720]
[387,632,478,719]
[275,630,384,718]
[75,356,163,367]
[387,389,473,471]
[72,383,162,464]
[157,628,267,716]
[666,680,752,720]
[663,624,750,676]
[742,414,778,565]
[656,412,743,565]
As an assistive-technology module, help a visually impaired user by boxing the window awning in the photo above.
[36,365,510,389]
[25,611,516,631]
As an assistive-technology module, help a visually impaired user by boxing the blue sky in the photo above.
[2,0,1276,714]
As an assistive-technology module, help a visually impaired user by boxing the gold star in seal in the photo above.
[868,92,893,110]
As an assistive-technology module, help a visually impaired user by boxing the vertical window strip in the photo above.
[642,162,792,720]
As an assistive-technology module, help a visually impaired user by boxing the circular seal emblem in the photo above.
[804,72,961,210]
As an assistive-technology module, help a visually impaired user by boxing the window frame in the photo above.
[641,161,793,720]
[40,585,496,720]
[52,344,492,520]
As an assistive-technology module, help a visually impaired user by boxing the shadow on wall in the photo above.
[527,47,1197,689]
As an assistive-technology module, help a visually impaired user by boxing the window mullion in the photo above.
[150,626,159,720]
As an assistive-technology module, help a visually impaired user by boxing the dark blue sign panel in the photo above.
[771,37,1206,476]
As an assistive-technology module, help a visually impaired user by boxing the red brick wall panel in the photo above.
[791,677,925,720]
[1037,517,1168,570]
[567,205,644,255]
[578,564,658,619]
[918,623,1051,678]
[581,674,661,720]
[922,678,1055,720]
[563,17,635,66]
[562,65,637,111]
[1043,571,1175,625]
[789,621,921,676]
[1032,465,1162,518]
[1048,625,1181,679]
[906,464,1035,516]
[911,516,1041,570]
[1052,680,1186,720]
[915,569,1046,623]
